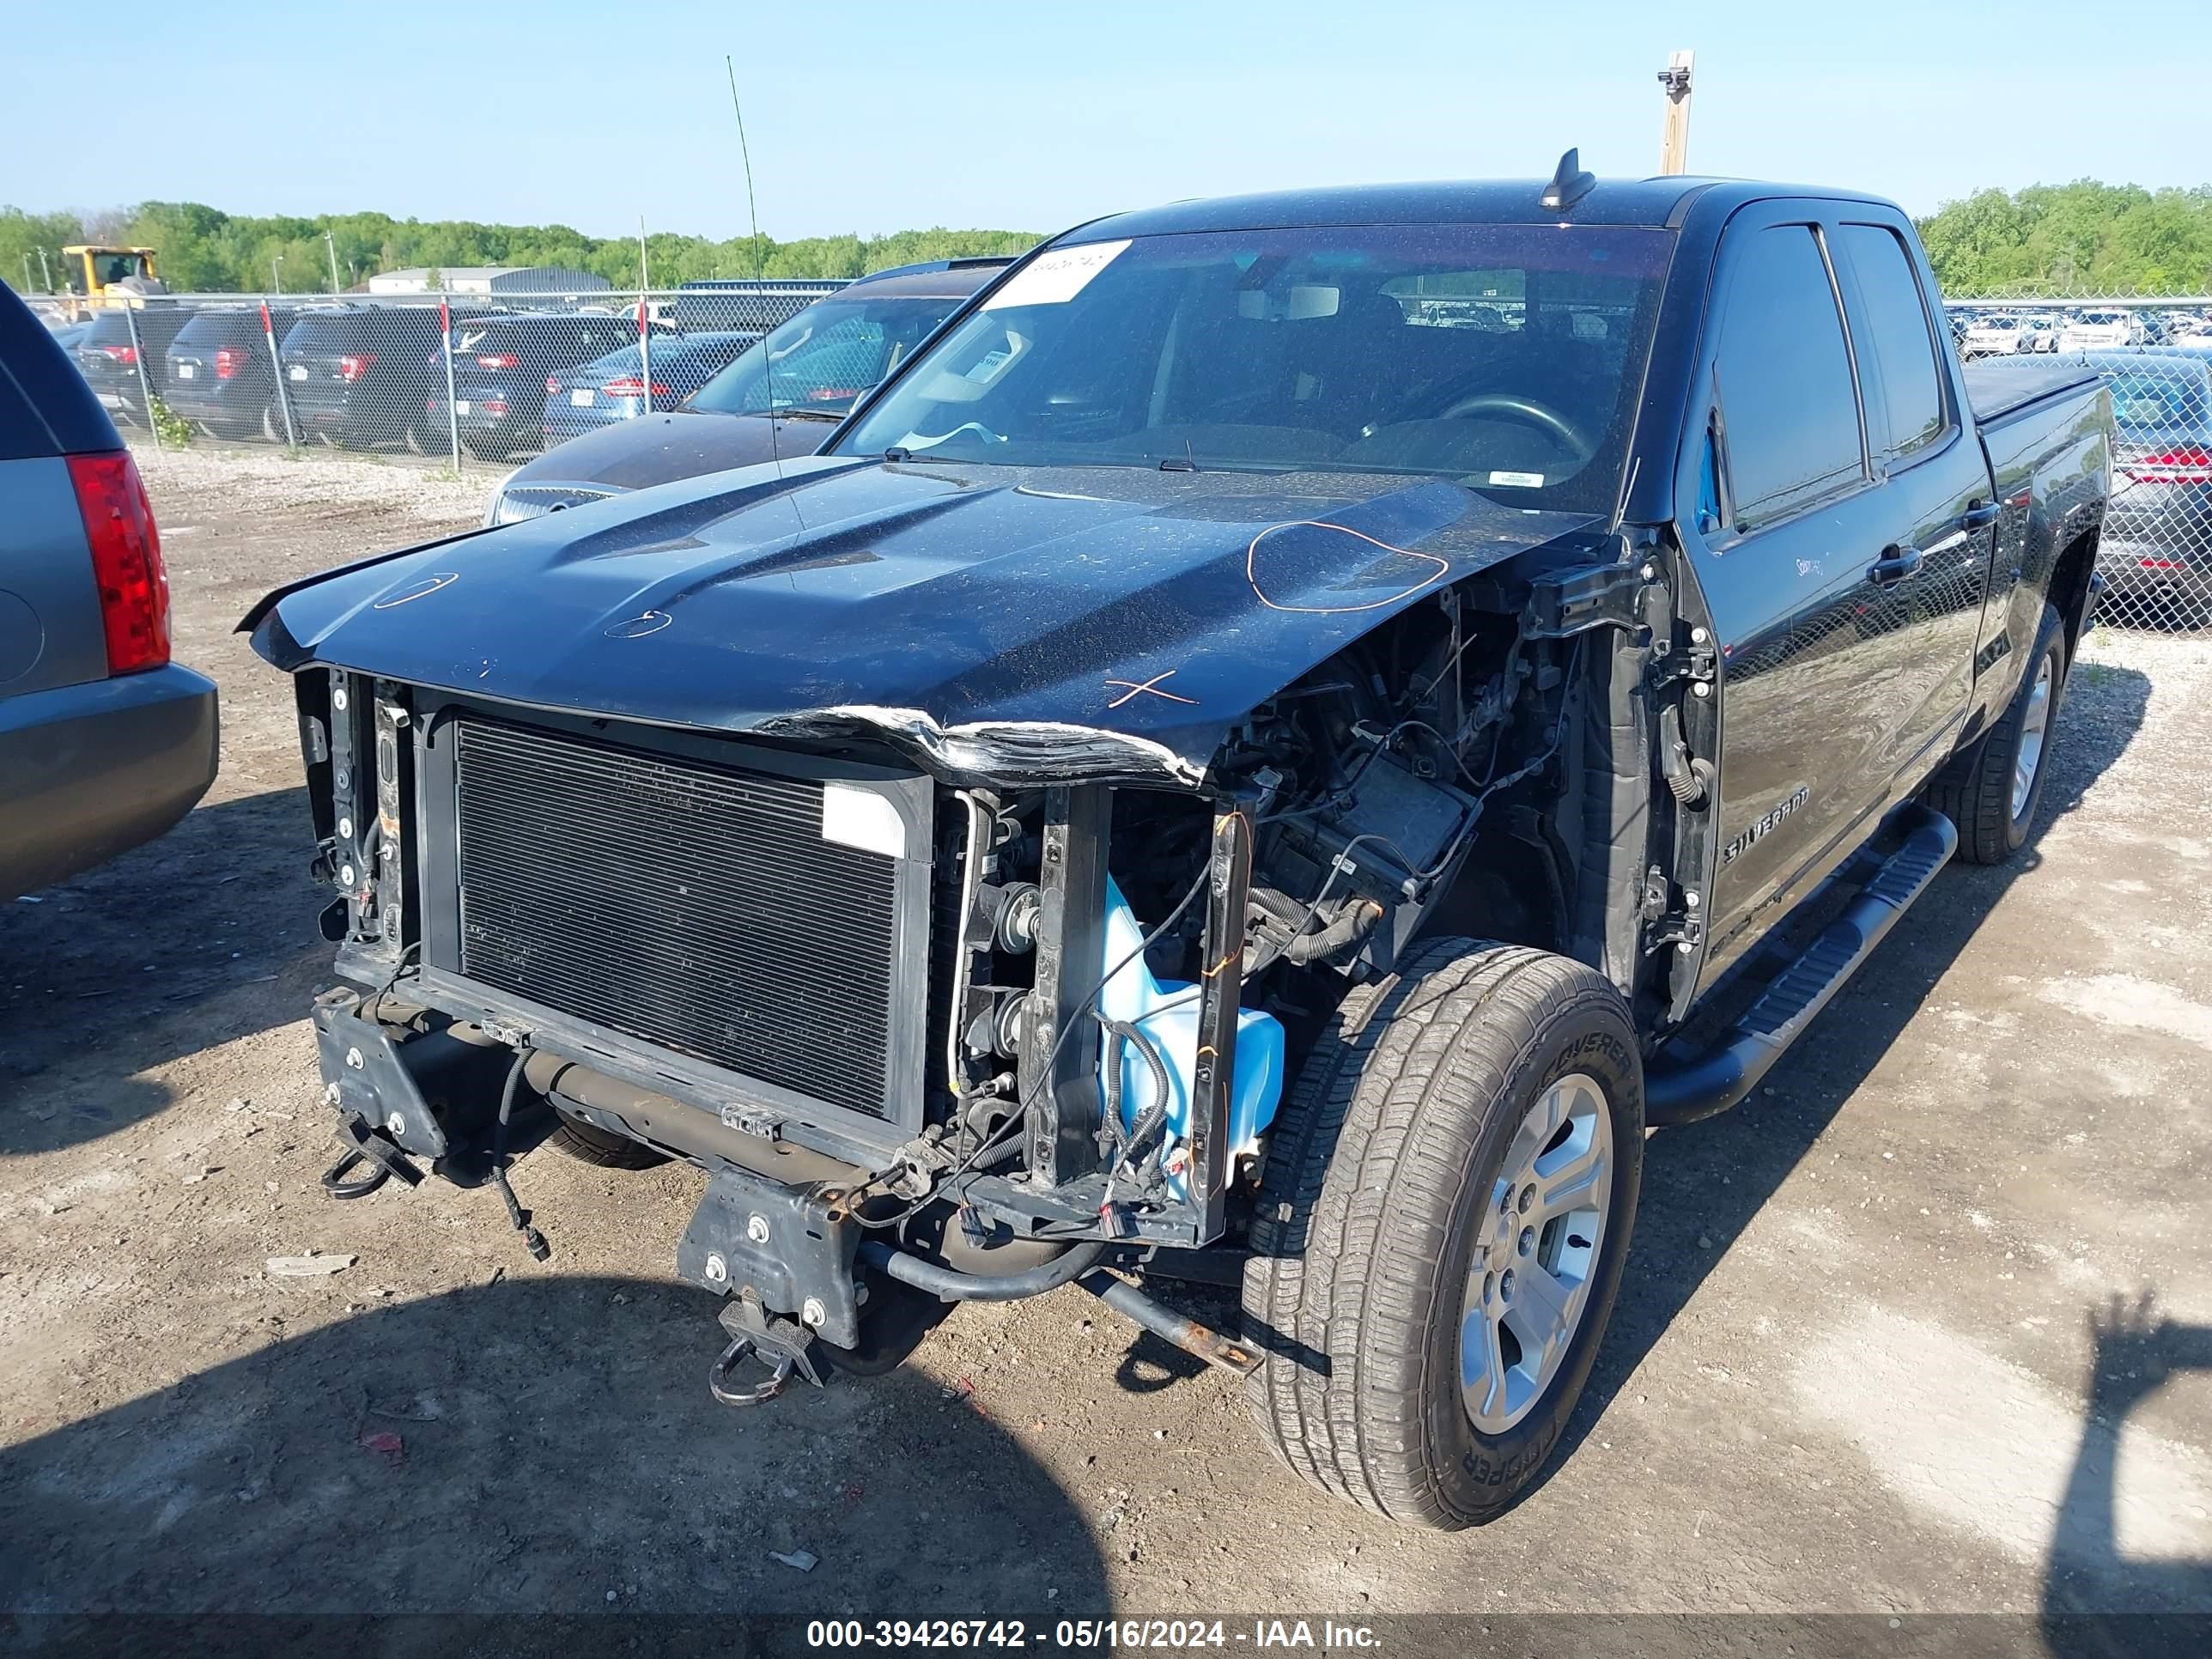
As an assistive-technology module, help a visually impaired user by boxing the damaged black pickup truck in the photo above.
[244,161,2112,1528]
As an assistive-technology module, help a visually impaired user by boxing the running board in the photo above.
[1644,803,1958,1127]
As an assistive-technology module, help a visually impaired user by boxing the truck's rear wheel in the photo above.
[1928,600,2066,865]
[1242,939,1644,1528]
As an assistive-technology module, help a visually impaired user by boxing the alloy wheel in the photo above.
[2012,653,2054,822]
[1460,1072,1614,1435]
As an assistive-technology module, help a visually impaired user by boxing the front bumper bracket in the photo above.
[676,1170,862,1348]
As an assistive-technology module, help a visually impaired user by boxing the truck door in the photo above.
[1675,210,1929,979]
[1828,220,1994,789]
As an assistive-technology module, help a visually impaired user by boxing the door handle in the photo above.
[1867,547,1923,586]
[1958,501,2002,529]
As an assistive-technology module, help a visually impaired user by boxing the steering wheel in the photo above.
[1433,392,1595,463]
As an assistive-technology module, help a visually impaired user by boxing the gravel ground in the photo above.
[3,442,2209,1650]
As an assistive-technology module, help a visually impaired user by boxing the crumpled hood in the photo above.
[246,454,1600,786]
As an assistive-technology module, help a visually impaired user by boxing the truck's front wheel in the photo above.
[1242,940,1644,1528]
[547,1109,670,1170]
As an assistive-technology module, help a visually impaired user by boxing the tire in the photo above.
[545,1111,669,1170]
[1242,939,1644,1528]
[1927,600,2066,865]
[404,419,430,457]
[260,403,283,445]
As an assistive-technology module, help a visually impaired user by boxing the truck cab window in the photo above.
[1839,224,1947,461]
[1712,225,1863,527]
[836,224,1674,516]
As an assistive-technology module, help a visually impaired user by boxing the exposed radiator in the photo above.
[451,718,904,1119]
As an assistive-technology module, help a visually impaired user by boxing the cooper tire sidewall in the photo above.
[1428,1007,1644,1521]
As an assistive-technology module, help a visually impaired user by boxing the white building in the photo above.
[365,265,611,297]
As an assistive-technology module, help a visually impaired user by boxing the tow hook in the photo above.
[708,1297,826,1408]
[319,1110,424,1200]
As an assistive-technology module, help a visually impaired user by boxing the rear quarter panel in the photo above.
[1972,385,2110,734]
[0,454,111,699]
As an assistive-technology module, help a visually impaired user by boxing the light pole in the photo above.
[37,247,52,290]
[272,254,283,295]
[20,255,29,294]
[324,231,341,294]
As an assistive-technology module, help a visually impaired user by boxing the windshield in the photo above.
[833,225,1674,512]
[687,292,968,417]
[93,252,148,285]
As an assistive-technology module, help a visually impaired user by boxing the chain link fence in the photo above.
[35,276,2212,633]
[51,281,846,473]
[1945,294,2212,631]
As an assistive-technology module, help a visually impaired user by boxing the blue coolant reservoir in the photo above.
[1097,877,1285,1183]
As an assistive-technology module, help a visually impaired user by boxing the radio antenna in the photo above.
[726,54,786,489]
[726,55,764,280]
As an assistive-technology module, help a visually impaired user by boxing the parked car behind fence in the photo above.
[162,304,298,442]
[2061,308,2142,352]
[539,331,762,443]
[426,311,650,460]
[46,283,854,465]
[70,307,189,427]
[1961,313,2034,357]
[2090,351,2212,624]
[279,304,500,453]
[1982,347,2212,626]
[489,260,1010,525]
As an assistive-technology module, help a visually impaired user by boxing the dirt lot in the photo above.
[3,443,2209,1647]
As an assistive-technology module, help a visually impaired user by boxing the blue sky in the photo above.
[6,1,2209,237]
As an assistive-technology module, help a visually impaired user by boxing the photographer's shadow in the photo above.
[2041,1291,2212,1657]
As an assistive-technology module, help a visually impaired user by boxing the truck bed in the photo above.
[1963,357,2100,425]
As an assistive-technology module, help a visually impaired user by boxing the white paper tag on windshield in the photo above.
[1488,471,1546,488]
[984,240,1131,310]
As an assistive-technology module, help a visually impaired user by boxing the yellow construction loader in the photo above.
[58,246,167,320]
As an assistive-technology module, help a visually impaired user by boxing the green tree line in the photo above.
[9,181,2211,301]
[1915,180,2212,298]
[0,201,1037,295]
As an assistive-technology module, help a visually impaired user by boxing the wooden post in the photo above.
[1658,50,1695,175]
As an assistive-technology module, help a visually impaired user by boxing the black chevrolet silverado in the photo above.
[243,160,2112,1528]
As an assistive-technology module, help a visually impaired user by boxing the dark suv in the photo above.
[0,283,218,899]
[162,304,299,441]
[279,304,489,451]
[487,260,1008,522]
[427,311,647,460]
[70,307,190,427]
